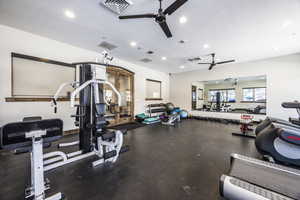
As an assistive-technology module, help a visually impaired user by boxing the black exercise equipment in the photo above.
[255,121,300,166]
[254,101,300,166]
[161,102,181,126]
[1,119,64,200]
[220,102,300,199]
[216,92,221,112]
[232,114,256,138]
[48,62,129,170]
[282,101,300,126]
[255,101,300,135]
[253,105,266,114]
[23,116,43,122]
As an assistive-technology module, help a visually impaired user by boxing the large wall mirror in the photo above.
[146,79,162,100]
[9,53,75,100]
[191,75,267,115]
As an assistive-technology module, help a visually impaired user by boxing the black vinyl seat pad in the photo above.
[1,119,63,150]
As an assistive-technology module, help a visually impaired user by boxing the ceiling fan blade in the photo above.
[119,14,156,19]
[159,21,172,38]
[216,60,235,65]
[163,0,188,15]
[198,62,212,65]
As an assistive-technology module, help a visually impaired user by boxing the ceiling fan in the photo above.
[198,53,235,70]
[118,0,188,38]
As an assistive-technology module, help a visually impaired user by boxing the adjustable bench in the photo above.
[1,119,64,200]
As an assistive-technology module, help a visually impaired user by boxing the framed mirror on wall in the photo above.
[6,53,76,102]
[146,79,162,100]
[191,75,267,115]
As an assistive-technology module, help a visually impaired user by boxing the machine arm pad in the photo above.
[282,102,300,109]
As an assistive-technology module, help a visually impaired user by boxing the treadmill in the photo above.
[255,102,300,135]
[220,154,300,200]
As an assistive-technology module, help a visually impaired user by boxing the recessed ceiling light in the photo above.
[162,57,167,60]
[282,20,293,29]
[130,41,137,47]
[179,16,187,24]
[180,65,185,69]
[203,44,210,49]
[65,10,76,19]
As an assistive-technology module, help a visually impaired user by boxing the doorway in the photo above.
[192,85,197,110]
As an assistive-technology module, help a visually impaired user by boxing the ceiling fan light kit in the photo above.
[118,0,236,70]
[198,53,235,70]
[119,0,188,38]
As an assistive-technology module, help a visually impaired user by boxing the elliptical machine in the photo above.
[255,102,300,166]
[219,101,300,200]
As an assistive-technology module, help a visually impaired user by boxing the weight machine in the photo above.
[47,59,129,171]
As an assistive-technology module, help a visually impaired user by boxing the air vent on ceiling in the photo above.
[147,51,154,55]
[101,0,133,15]
[140,58,152,63]
[179,40,187,44]
[98,41,118,51]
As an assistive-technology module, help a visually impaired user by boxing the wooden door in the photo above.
[104,70,118,125]
[106,66,134,125]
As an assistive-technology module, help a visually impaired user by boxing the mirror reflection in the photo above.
[192,75,266,115]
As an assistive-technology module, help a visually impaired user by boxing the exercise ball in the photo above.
[180,110,188,118]
[171,110,178,115]
[165,103,175,112]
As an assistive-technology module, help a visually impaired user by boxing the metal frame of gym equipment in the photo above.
[45,57,128,171]
[220,154,300,200]
[232,114,256,138]
[161,114,181,126]
[1,119,64,200]
[161,103,181,126]
[27,131,63,200]
[221,102,300,200]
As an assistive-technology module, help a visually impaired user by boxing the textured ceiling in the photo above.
[0,0,300,73]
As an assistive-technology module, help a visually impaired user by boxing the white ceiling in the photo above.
[201,75,266,85]
[0,0,300,73]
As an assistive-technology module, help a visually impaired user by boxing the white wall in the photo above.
[170,53,300,120]
[0,25,170,130]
